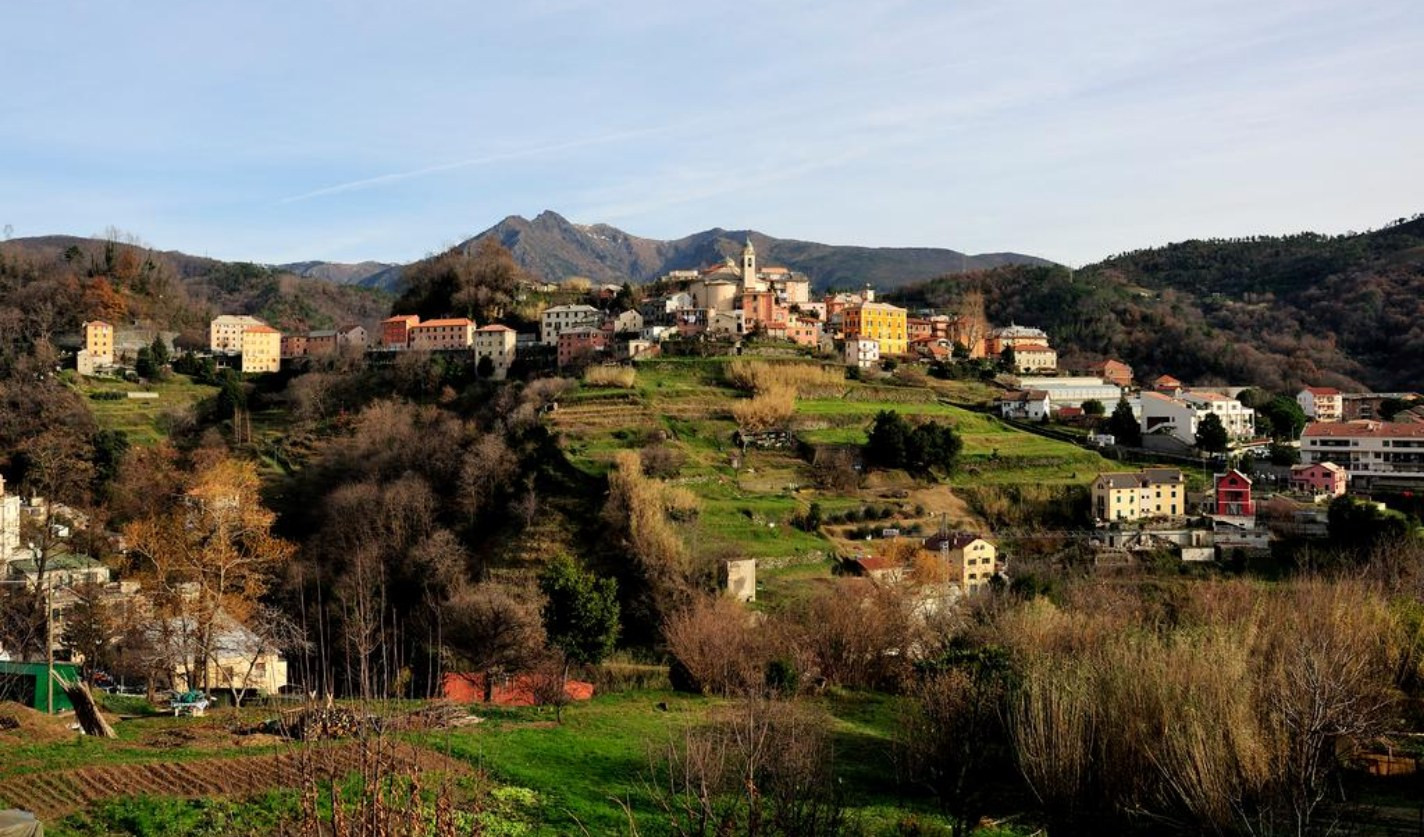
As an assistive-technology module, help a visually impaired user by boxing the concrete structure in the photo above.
[381,314,420,349]
[1092,468,1187,522]
[474,325,518,380]
[541,304,601,345]
[843,302,908,356]
[845,337,880,369]
[1213,469,1255,517]
[240,325,281,373]
[1017,377,1122,409]
[408,318,475,351]
[1300,420,1424,486]
[1290,462,1348,497]
[1179,390,1255,439]
[998,390,1051,420]
[1297,387,1344,422]
[926,532,999,593]
[81,320,114,367]
[210,315,267,354]
[723,558,756,603]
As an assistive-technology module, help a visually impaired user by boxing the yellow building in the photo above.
[843,301,907,356]
[81,320,114,368]
[474,324,518,380]
[210,314,268,353]
[1091,468,1185,522]
[928,532,999,593]
[408,318,476,351]
[240,325,282,373]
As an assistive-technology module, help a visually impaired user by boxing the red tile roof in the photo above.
[244,325,280,334]
[1303,386,1342,396]
[1303,421,1424,439]
[476,324,515,332]
[382,314,420,324]
[412,318,474,328]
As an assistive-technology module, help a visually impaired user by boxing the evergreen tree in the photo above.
[539,555,620,671]
[865,410,911,469]
[1107,397,1141,446]
[1195,412,1229,453]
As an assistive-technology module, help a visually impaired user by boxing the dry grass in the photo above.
[583,365,637,388]
[723,360,844,395]
[730,385,796,432]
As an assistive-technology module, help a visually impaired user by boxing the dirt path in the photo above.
[0,739,469,822]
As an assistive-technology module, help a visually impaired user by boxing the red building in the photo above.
[557,326,607,368]
[381,314,420,349]
[1213,469,1254,517]
[1089,359,1133,388]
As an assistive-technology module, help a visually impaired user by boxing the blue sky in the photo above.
[2,0,1421,266]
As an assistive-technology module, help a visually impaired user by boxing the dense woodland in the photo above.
[892,214,1424,392]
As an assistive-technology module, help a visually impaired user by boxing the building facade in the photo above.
[1092,469,1186,522]
[541,305,602,345]
[210,315,267,354]
[842,302,908,356]
[1289,462,1348,497]
[926,533,1000,594]
[81,320,115,367]
[1297,387,1344,422]
[1213,469,1254,517]
[240,326,281,373]
[381,314,420,349]
[473,325,518,380]
[1300,421,1424,485]
[408,318,475,351]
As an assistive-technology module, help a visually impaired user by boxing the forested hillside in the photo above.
[0,235,392,346]
[892,215,1424,392]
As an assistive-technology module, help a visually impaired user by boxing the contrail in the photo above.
[275,126,665,205]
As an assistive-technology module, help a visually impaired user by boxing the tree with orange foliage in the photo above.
[123,456,295,691]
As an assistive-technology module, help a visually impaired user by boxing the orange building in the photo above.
[381,314,420,349]
[408,318,476,351]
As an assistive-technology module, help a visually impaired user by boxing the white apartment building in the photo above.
[845,337,880,369]
[1140,390,1255,446]
[1301,420,1424,485]
[1297,387,1344,423]
[540,305,601,345]
[473,325,518,380]
[210,315,268,353]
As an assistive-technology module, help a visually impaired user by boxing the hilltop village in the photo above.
[4,233,1423,835]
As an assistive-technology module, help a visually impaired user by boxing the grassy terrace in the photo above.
[69,373,218,446]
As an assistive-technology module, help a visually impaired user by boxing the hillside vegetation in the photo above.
[892,214,1424,392]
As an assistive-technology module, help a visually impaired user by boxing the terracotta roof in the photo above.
[412,318,474,328]
[244,325,280,334]
[1292,462,1345,474]
[855,556,900,573]
[1303,386,1342,396]
[1153,374,1182,386]
[476,324,515,332]
[1013,343,1054,352]
[382,314,420,324]
[1184,390,1231,402]
[1303,421,1424,439]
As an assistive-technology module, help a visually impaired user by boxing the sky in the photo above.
[2,0,1421,267]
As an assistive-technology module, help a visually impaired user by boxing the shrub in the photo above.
[724,359,844,394]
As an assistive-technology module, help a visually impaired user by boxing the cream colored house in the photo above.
[1297,387,1343,423]
[211,315,268,353]
[166,614,289,697]
[408,318,475,351]
[1092,468,1186,522]
[240,325,282,373]
[926,532,1000,593]
[540,305,601,345]
[1010,343,1058,372]
[474,324,518,380]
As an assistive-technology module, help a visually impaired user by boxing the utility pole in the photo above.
[46,584,54,714]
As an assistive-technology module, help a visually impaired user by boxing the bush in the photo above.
[724,359,844,394]
[730,385,795,432]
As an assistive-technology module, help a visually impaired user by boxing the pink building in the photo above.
[557,326,606,368]
[1290,462,1347,498]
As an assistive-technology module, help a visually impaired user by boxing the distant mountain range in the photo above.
[291,211,1054,293]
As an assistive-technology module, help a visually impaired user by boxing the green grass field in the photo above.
[71,374,218,446]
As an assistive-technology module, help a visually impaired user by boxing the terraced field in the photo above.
[0,740,468,822]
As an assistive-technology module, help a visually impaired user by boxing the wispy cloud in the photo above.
[274,126,670,205]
